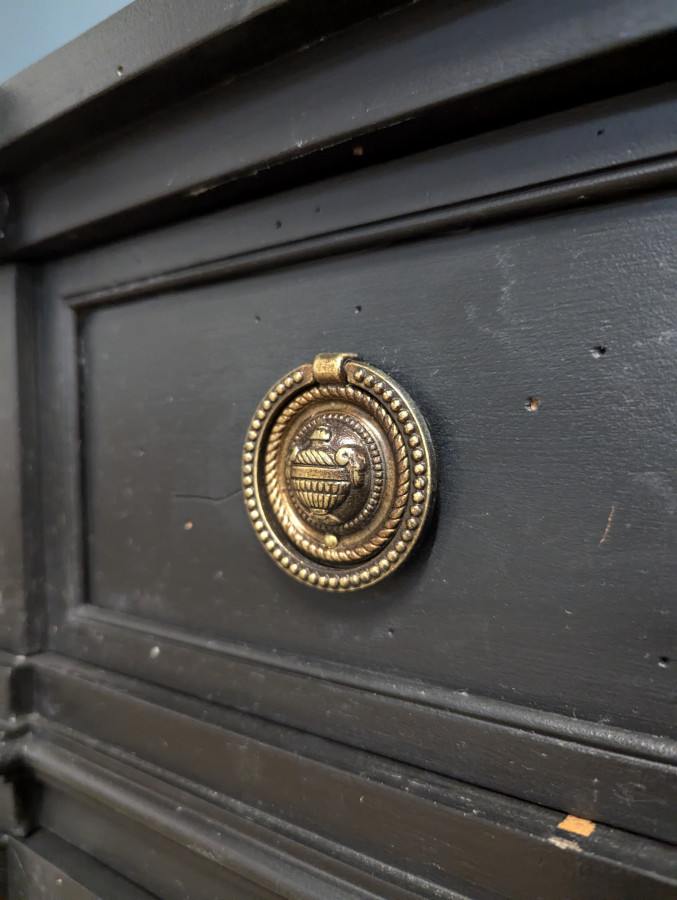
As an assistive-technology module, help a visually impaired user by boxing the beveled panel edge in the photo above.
[17,705,677,900]
[0,266,43,653]
[51,79,677,309]
[48,606,677,845]
[58,607,677,762]
[6,0,677,258]
[63,158,677,312]
[21,729,449,900]
[7,832,159,900]
[35,293,86,637]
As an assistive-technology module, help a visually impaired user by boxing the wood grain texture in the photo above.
[76,195,677,742]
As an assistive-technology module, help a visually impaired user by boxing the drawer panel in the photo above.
[79,194,677,737]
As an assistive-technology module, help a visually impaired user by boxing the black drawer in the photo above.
[2,3,677,897]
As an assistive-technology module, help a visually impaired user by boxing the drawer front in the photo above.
[76,196,676,737]
[27,85,677,897]
[4,3,677,896]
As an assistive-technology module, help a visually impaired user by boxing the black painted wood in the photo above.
[73,195,677,740]
[0,0,405,176]
[1,0,676,896]
[0,267,41,653]
[19,726,677,900]
[46,81,677,306]
[23,734,437,900]
[30,652,677,844]
[4,0,677,257]
[35,296,84,647]
[7,832,158,899]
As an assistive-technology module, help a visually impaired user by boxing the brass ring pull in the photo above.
[242,353,435,591]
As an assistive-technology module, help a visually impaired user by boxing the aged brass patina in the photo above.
[243,353,435,591]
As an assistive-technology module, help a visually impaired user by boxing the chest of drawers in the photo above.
[1,2,676,897]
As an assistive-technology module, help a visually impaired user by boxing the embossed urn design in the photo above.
[286,415,382,536]
[288,423,366,521]
[243,353,435,591]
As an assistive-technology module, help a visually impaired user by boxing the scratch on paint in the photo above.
[174,489,242,504]
[599,502,616,545]
[548,835,582,853]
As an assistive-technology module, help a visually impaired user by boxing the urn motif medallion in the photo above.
[243,353,435,591]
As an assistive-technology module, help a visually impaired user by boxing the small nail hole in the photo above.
[387,628,394,638]
[658,656,670,668]
[597,128,605,136]
[116,65,124,77]
[354,305,362,314]
[526,397,539,411]
[275,220,282,229]
[591,345,607,358]
[314,206,321,213]
[254,314,261,323]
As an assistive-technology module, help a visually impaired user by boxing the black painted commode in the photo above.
[0,1,676,897]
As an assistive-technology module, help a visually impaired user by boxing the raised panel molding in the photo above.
[14,661,677,900]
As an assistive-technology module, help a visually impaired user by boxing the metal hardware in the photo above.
[243,353,435,591]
